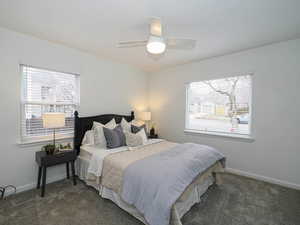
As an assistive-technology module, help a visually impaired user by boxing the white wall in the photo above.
[1,26,299,193]
[0,27,148,192]
[149,39,300,188]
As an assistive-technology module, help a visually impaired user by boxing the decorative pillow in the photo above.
[93,118,116,129]
[132,120,145,126]
[103,125,126,149]
[93,119,117,148]
[124,132,143,147]
[121,118,144,133]
[82,130,95,145]
[131,124,146,134]
[120,118,131,133]
[137,129,148,144]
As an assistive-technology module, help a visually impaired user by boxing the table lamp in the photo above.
[42,113,65,146]
[139,111,151,133]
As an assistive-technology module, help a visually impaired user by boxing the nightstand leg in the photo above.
[37,166,42,189]
[41,166,47,197]
[71,161,76,185]
[66,162,70,179]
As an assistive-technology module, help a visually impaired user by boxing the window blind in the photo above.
[21,65,80,142]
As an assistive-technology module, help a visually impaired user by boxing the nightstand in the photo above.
[148,134,158,139]
[35,150,77,197]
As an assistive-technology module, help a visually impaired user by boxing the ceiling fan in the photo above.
[117,18,197,55]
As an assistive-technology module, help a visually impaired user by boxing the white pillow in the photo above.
[120,118,132,132]
[93,119,117,148]
[125,129,148,151]
[120,117,145,133]
[82,130,95,145]
[137,129,148,144]
[124,131,143,147]
[93,119,116,129]
[131,119,145,127]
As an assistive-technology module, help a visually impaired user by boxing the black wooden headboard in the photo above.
[73,111,134,154]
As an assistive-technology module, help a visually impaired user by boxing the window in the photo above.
[21,65,80,143]
[185,75,252,138]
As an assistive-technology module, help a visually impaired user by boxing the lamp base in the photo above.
[150,127,155,136]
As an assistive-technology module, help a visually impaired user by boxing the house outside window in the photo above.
[20,65,80,143]
[185,75,252,138]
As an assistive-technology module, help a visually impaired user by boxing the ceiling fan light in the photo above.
[146,36,166,54]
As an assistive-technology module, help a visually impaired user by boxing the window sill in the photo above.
[18,134,73,147]
[184,129,254,142]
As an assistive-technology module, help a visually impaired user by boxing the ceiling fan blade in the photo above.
[150,18,162,36]
[117,40,147,48]
[167,38,197,50]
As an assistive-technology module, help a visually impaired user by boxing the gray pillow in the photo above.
[103,125,126,149]
[131,124,146,134]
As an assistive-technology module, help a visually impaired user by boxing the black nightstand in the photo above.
[35,150,77,197]
[148,134,158,139]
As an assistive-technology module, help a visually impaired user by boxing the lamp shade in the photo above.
[42,113,65,128]
[138,111,151,121]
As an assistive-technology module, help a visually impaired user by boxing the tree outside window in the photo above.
[186,75,252,136]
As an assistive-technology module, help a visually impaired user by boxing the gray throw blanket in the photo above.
[121,143,225,225]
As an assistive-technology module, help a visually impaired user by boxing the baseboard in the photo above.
[3,174,66,197]
[226,168,300,191]
[4,168,299,197]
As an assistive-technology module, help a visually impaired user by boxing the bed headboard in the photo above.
[73,110,134,155]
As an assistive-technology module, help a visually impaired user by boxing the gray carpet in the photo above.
[0,173,299,225]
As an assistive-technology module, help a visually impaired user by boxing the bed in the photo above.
[74,111,225,225]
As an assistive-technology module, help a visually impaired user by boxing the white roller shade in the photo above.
[20,65,80,142]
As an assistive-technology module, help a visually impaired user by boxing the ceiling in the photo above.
[1,0,300,72]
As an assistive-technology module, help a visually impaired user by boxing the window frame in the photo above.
[19,64,80,145]
[184,74,254,140]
